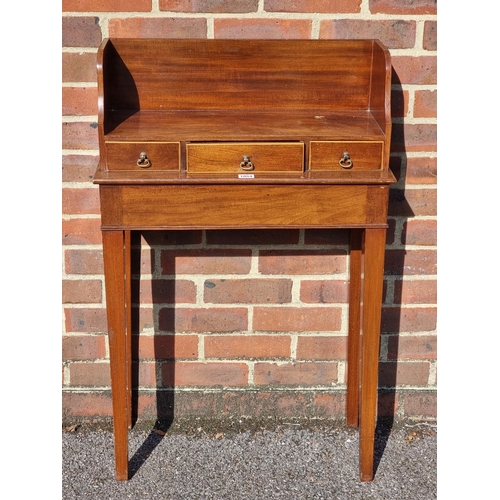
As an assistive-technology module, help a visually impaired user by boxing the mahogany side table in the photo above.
[94,38,395,482]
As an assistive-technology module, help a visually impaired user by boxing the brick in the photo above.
[259,250,346,275]
[138,279,197,304]
[206,229,299,245]
[300,280,348,304]
[133,307,155,332]
[65,249,103,274]
[312,392,346,417]
[65,307,108,333]
[62,52,97,82]
[62,218,102,245]
[254,361,337,385]
[161,249,252,275]
[214,18,311,39]
[423,21,437,51]
[63,121,99,150]
[160,0,258,12]
[379,361,429,386]
[391,89,409,118]
[62,187,100,215]
[377,390,401,417]
[141,230,202,246]
[404,391,437,418]
[393,279,437,305]
[381,306,437,333]
[62,279,102,303]
[62,392,112,418]
[392,56,437,85]
[369,0,436,15]
[304,229,349,245]
[62,335,106,360]
[135,334,198,359]
[384,249,436,276]
[402,219,437,246]
[159,307,248,332]
[130,247,154,275]
[132,361,157,387]
[62,0,151,11]
[320,20,415,49]
[62,87,98,116]
[405,157,437,185]
[161,361,248,387]
[296,336,347,360]
[389,188,436,216]
[391,123,437,153]
[62,154,99,182]
[204,335,291,359]
[62,16,102,47]
[265,0,361,13]
[108,17,206,38]
[387,334,437,360]
[386,218,396,245]
[253,306,342,332]
[204,278,293,304]
[69,362,110,386]
[414,90,437,118]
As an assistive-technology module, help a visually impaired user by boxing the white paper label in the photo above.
[238,174,255,179]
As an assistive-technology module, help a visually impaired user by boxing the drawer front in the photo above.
[186,142,304,173]
[309,141,383,171]
[106,142,180,171]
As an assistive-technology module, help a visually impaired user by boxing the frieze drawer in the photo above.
[105,142,180,171]
[309,141,383,171]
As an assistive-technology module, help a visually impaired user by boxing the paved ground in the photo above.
[62,419,436,499]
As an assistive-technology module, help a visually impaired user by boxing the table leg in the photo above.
[124,230,132,429]
[346,229,363,428]
[359,227,386,482]
[102,230,129,481]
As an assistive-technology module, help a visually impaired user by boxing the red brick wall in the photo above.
[62,0,437,424]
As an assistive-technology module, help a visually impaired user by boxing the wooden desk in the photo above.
[94,38,395,482]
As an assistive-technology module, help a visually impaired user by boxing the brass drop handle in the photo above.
[240,155,255,171]
[339,151,352,169]
[137,152,151,168]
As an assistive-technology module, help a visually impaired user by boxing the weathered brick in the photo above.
[62,87,98,116]
[108,17,207,38]
[132,361,157,387]
[405,156,437,185]
[266,0,360,12]
[62,52,97,82]
[384,249,436,276]
[159,307,248,333]
[300,280,348,304]
[63,0,151,11]
[312,392,346,417]
[389,188,436,216]
[65,308,108,333]
[138,279,197,304]
[253,306,342,332]
[62,392,112,418]
[402,219,437,246]
[387,334,437,360]
[379,361,429,386]
[296,336,347,360]
[69,362,110,386]
[62,188,100,215]
[304,229,349,245]
[391,123,437,153]
[161,361,248,387]
[403,391,437,418]
[65,249,103,275]
[391,89,409,118]
[205,335,291,359]
[381,306,437,333]
[320,20,415,49]
[259,250,346,275]
[62,335,107,360]
[369,0,436,15]
[161,249,252,275]
[63,279,102,304]
[393,279,437,305]
[62,218,102,245]
[206,229,299,245]
[62,16,102,47]
[392,56,437,85]
[414,89,437,118]
[141,230,202,246]
[62,154,99,182]
[254,361,337,385]
[160,0,258,12]
[214,18,311,39]
[423,20,437,51]
[135,334,198,359]
[62,121,99,150]
[204,278,293,304]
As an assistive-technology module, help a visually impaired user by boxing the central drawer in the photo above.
[186,142,304,173]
